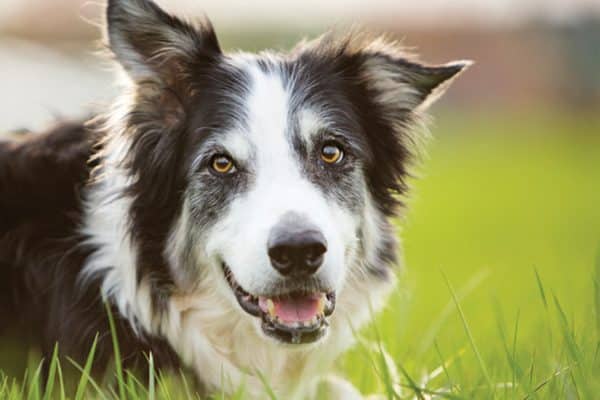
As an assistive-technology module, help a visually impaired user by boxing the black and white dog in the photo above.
[0,0,469,397]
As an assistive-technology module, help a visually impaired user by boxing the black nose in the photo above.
[268,227,327,277]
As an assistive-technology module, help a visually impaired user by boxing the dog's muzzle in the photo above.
[222,213,337,344]
[223,261,336,344]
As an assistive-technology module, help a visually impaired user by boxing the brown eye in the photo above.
[211,155,235,174]
[321,143,344,165]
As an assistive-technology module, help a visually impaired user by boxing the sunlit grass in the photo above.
[343,111,600,398]
[1,112,599,399]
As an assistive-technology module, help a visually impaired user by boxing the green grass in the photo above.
[1,111,599,399]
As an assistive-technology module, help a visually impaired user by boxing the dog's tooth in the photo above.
[266,299,275,317]
[317,296,325,315]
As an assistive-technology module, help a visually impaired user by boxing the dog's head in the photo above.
[103,0,469,346]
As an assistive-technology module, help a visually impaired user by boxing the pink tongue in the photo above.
[260,294,321,323]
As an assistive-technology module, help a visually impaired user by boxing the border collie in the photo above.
[0,0,469,397]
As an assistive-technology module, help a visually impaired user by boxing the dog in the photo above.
[0,0,469,397]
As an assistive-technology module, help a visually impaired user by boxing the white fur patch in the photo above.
[79,125,151,332]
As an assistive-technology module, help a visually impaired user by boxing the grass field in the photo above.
[1,111,599,399]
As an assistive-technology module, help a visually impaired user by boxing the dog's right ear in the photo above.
[106,0,221,81]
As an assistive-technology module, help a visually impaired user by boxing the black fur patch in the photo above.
[0,121,179,378]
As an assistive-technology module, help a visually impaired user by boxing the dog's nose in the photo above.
[268,231,327,276]
[267,216,327,276]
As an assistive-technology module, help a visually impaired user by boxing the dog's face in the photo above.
[188,64,369,344]
[105,0,468,345]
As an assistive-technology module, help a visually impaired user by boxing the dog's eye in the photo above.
[321,143,344,165]
[211,155,236,174]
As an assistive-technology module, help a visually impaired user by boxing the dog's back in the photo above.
[0,121,94,230]
[0,121,95,343]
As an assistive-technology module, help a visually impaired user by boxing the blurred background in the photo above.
[1,0,599,130]
[1,1,599,395]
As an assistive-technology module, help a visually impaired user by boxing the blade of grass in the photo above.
[148,352,156,400]
[553,295,583,364]
[375,343,400,400]
[368,319,399,400]
[26,361,43,400]
[254,369,278,400]
[179,370,195,400]
[494,300,531,398]
[553,293,594,397]
[528,349,535,386]
[0,374,8,398]
[594,245,600,344]
[43,343,60,400]
[569,370,581,400]
[534,268,548,310]
[19,368,29,400]
[157,372,173,400]
[363,298,402,399]
[418,269,489,356]
[104,301,126,400]
[443,271,492,388]
[126,369,148,395]
[55,356,66,400]
[125,372,140,399]
[73,333,98,400]
[350,332,393,398]
[67,357,107,400]
[346,313,381,393]
[230,376,247,400]
[433,341,455,391]
[511,310,522,397]
[125,370,149,399]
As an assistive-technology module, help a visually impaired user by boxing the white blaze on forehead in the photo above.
[243,61,292,162]
[240,61,323,215]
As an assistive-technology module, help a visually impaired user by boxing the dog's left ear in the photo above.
[106,0,221,81]
[357,42,472,112]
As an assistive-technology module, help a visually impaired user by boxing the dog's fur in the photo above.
[0,0,469,397]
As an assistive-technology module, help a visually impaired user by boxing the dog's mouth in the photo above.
[222,264,336,344]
